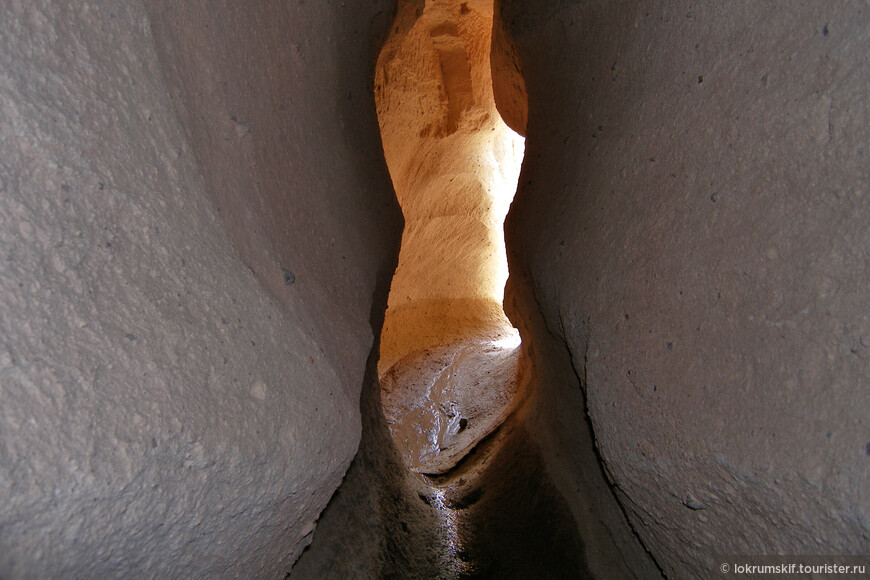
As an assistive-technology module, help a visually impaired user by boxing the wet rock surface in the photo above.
[380,338,524,474]
[439,420,591,579]
[296,342,590,579]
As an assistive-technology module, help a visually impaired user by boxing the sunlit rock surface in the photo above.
[375,0,525,374]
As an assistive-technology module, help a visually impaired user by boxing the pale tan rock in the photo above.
[375,0,525,374]
[2,0,867,577]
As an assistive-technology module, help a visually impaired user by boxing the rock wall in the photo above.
[375,0,524,373]
[299,3,657,578]
[4,0,868,577]
[0,1,400,577]
[502,0,870,576]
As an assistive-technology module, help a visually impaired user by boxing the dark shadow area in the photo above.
[289,359,446,579]
[289,282,447,578]
[436,420,591,579]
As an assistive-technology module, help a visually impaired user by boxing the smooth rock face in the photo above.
[381,339,523,474]
[0,1,399,577]
[502,0,870,576]
[296,2,602,576]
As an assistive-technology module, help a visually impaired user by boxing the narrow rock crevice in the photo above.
[296,0,628,576]
[2,1,867,577]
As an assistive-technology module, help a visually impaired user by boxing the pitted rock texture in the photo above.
[4,0,867,577]
[0,1,400,577]
[502,0,870,576]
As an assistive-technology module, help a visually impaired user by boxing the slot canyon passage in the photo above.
[1,0,869,578]
[374,0,527,477]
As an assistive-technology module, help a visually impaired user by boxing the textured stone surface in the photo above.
[145,0,399,392]
[381,339,523,474]
[295,2,603,576]
[300,2,657,577]
[503,0,870,576]
[490,0,527,136]
[375,0,525,373]
[5,0,867,577]
[0,1,399,577]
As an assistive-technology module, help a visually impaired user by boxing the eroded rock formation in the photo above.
[0,1,400,577]
[1,0,868,578]
[375,0,524,374]
[501,1,870,577]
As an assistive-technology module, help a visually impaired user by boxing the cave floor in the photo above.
[382,338,591,578]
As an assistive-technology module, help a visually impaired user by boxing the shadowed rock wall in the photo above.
[300,2,659,577]
[3,0,868,577]
[0,1,400,577]
[501,0,870,576]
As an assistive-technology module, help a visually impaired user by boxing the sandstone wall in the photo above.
[502,1,870,576]
[0,1,400,577]
[375,0,524,373]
